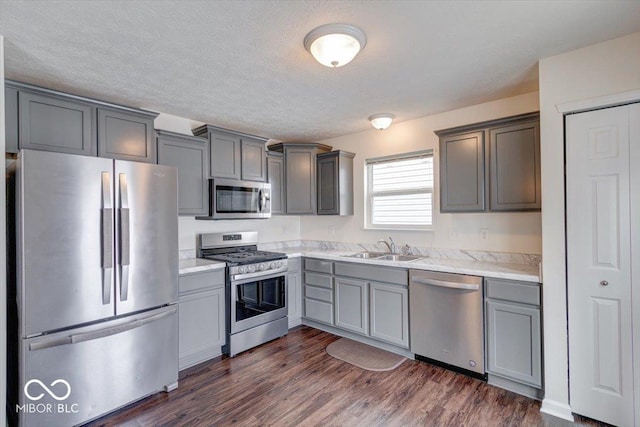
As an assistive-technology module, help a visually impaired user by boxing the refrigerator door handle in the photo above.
[101,172,113,305]
[28,307,177,351]
[119,173,131,301]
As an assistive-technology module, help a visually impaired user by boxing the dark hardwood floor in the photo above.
[86,326,606,427]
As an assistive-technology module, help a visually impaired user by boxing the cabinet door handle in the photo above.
[600,280,609,287]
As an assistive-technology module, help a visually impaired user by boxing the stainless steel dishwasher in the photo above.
[409,269,485,378]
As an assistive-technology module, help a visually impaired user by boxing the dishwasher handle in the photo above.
[412,277,480,291]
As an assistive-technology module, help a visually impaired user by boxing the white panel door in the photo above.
[631,103,640,426]
[566,104,637,426]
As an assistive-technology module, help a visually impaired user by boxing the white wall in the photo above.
[178,216,300,251]
[301,92,542,254]
[538,32,640,420]
[154,113,302,251]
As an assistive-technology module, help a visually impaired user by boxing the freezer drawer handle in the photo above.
[101,172,113,305]
[412,277,480,291]
[28,307,177,351]
[119,173,131,301]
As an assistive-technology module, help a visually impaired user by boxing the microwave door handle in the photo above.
[101,172,113,305]
[259,189,269,212]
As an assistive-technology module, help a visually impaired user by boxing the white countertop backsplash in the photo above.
[179,240,541,282]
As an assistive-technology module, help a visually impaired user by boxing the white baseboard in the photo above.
[540,399,574,422]
[288,317,302,329]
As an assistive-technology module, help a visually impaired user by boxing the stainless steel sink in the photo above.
[345,252,422,262]
[375,254,422,262]
[346,251,386,259]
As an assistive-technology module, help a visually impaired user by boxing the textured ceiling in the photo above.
[1,1,639,142]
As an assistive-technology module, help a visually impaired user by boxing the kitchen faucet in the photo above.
[377,237,396,253]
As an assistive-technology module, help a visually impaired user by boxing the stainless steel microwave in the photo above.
[198,178,271,220]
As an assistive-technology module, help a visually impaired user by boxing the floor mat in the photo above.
[326,337,407,371]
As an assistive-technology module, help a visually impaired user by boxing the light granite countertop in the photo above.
[278,247,541,283]
[179,258,226,275]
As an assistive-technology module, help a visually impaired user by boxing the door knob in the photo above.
[600,280,609,286]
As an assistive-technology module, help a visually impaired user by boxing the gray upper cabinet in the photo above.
[193,125,267,182]
[489,120,541,211]
[5,85,19,154]
[157,130,209,216]
[267,152,286,215]
[435,112,540,213]
[439,131,485,212]
[268,142,332,215]
[206,129,241,179]
[5,81,159,161]
[98,107,157,163]
[18,89,97,156]
[317,150,355,216]
[485,278,542,389]
[241,138,267,182]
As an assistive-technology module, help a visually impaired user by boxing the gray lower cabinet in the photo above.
[157,130,209,216]
[192,125,268,182]
[287,257,302,328]
[334,277,368,335]
[268,143,332,214]
[5,85,19,153]
[317,150,355,215]
[304,259,410,351]
[485,278,542,392]
[18,89,97,156]
[303,258,334,325]
[435,112,540,213]
[178,270,226,370]
[369,281,409,348]
[241,138,267,182]
[267,152,286,214]
[98,107,157,163]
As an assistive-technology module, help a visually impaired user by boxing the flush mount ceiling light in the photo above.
[304,23,367,68]
[369,113,395,130]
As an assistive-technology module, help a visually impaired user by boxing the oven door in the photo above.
[211,178,271,219]
[230,271,286,334]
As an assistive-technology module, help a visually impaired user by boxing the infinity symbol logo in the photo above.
[24,379,71,401]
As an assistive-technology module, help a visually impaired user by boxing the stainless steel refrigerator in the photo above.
[7,149,179,427]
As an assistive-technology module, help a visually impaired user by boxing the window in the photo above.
[365,150,434,230]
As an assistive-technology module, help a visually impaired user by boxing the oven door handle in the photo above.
[232,266,288,282]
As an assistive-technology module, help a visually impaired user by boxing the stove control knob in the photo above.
[247,265,256,273]
[259,263,267,271]
[269,262,276,269]
[239,266,247,274]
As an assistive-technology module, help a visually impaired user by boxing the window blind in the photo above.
[366,151,433,228]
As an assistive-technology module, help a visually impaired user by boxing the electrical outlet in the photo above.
[328,225,335,236]
[480,228,489,240]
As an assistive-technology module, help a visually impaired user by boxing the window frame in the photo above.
[364,150,434,231]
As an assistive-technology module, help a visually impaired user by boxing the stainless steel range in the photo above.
[197,232,288,356]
